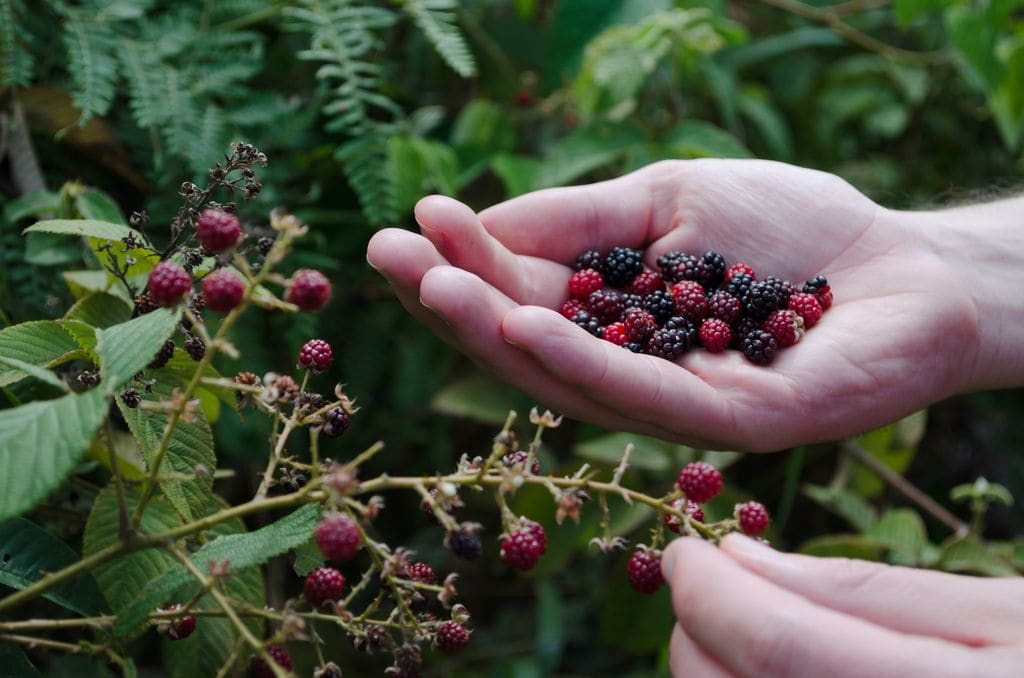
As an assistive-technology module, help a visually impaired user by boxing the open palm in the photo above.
[367,159,979,451]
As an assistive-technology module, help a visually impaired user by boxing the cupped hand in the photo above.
[366,159,979,451]
[662,535,1024,677]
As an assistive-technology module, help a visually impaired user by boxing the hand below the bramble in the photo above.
[366,159,979,451]
[662,535,1024,677]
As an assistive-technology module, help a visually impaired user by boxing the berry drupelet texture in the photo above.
[646,327,691,361]
[435,621,471,654]
[623,309,657,343]
[148,261,192,306]
[726,272,754,302]
[149,340,175,370]
[250,645,292,678]
[627,548,664,594]
[670,280,708,321]
[627,270,664,296]
[574,250,604,272]
[677,461,723,503]
[196,208,242,253]
[699,318,732,353]
[407,562,436,584]
[642,290,676,324]
[571,311,604,337]
[707,290,742,324]
[742,280,782,320]
[762,309,804,348]
[320,407,349,438]
[163,604,197,640]
[286,268,332,311]
[184,336,206,361]
[315,515,362,562]
[664,498,705,534]
[736,501,770,535]
[742,329,778,365]
[724,262,755,281]
[304,566,346,606]
[202,268,245,312]
[588,289,625,324]
[568,269,604,299]
[602,322,628,346]
[500,524,547,571]
[446,527,483,561]
[298,339,334,373]
[603,247,644,287]
[788,292,824,326]
[702,250,726,287]
[560,298,587,319]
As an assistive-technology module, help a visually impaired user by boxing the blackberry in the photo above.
[250,645,292,678]
[121,388,142,408]
[646,327,690,361]
[742,329,778,365]
[298,339,334,373]
[663,316,698,348]
[707,291,742,324]
[571,311,603,337]
[435,621,471,654]
[802,275,829,294]
[702,250,726,287]
[624,342,644,353]
[642,290,676,324]
[304,566,346,606]
[196,209,242,254]
[257,236,274,257]
[185,336,206,361]
[670,280,707,321]
[620,293,644,312]
[742,281,781,320]
[574,250,604,272]
[149,340,175,370]
[603,247,643,288]
[763,276,796,309]
[321,407,350,438]
[732,317,760,348]
[446,527,483,561]
[675,252,711,286]
[587,289,625,324]
[655,251,686,283]
[627,548,664,594]
[287,268,332,311]
[623,308,657,343]
[726,273,754,300]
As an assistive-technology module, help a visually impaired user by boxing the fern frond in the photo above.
[0,0,34,87]
[188,103,229,172]
[402,0,476,78]
[336,133,397,225]
[120,39,169,128]
[159,66,202,163]
[61,6,120,124]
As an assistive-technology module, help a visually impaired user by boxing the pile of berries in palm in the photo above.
[561,246,833,365]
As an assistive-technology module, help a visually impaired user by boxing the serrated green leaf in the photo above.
[664,120,752,158]
[938,537,1018,577]
[114,504,318,638]
[0,356,69,392]
[75,189,125,225]
[0,517,107,616]
[58,319,99,358]
[574,432,694,471]
[0,321,86,387]
[23,219,137,241]
[95,307,181,386]
[797,534,886,560]
[64,293,133,329]
[83,487,182,614]
[0,388,109,522]
[864,508,928,564]
[291,536,324,577]
[63,270,127,301]
[530,124,646,189]
[802,484,877,532]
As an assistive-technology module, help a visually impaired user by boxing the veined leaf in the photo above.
[23,219,137,242]
[0,518,107,615]
[95,307,181,386]
[64,292,133,329]
[0,387,109,522]
[0,356,69,392]
[0,321,86,387]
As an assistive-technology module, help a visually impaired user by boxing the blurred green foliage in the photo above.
[2,0,1024,675]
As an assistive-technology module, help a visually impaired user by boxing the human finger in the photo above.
[669,624,734,678]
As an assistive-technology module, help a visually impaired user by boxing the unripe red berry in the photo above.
[664,498,704,534]
[304,566,346,606]
[162,603,197,640]
[196,208,242,253]
[315,515,362,562]
[250,645,292,678]
[736,500,770,535]
[435,621,470,654]
[627,548,664,594]
[568,269,604,300]
[298,339,333,373]
[407,562,436,584]
[500,522,547,571]
[147,261,191,306]
[787,293,823,327]
[286,268,332,311]
[677,461,723,503]
[201,268,245,312]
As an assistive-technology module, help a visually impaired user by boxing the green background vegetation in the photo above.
[2,0,1023,675]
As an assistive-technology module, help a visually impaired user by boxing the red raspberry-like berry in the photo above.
[802,274,831,310]
[664,498,704,534]
[699,318,732,353]
[725,262,755,281]
[622,308,657,343]
[250,645,292,678]
[298,339,333,373]
[627,270,664,296]
[407,562,436,584]
[286,268,332,311]
[435,621,471,654]
[670,280,708,321]
[162,603,197,640]
[787,293,823,327]
[627,548,664,594]
[501,522,547,571]
[196,208,242,253]
[677,461,723,503]
[526,519,548,554]
[602,322,628,346]
[315,515,362,562]
[587,289,625,324]
[147,261,191,306]
[707,290,742,324]
[560,298,588,319]
[304,566,346,606]
[568,269,603,300]
[502,450,540,474]
[762,309,805,348]
[816,289,834,310]
[201,269,245,312]
[736,500,770,535]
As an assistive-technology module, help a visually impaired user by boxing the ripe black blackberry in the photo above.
[663,316,698,349]
[575,249,604,272]
[620,292,644,312]
[603,247,643,288]
[802,275,829,294]
[321,407,349,438]
[726,272,754,300]
[731,317,761,349]
[646,327,690,361]
[656,251,685,283]
[587,289,625,324]
[446,527,483,561]
[742,280,781,320]
[624,342,644,353]
[763,276,796,309]
[707,291,742,324]
[702,250,726,287]
[149,340,175,369]
[257,236,274,257]
[571,311,604,337]
[642,290,676,324]
[675,253,711,286]
[121,388,141,408]
[185,336,205,361]
[743,329,778,365]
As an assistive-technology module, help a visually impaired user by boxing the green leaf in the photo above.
[893,0,944,25]
[291,536,324,577]
[491,154,543,198]
[529,124,646,190]
[63,270,127,301]
[599,550,674,654]
[864,508,928,564]
[0,643,39,676]
[114,504,318,638]
[83,487,182,615]
[24,233,82,266]
[664,120,753,158]
[95,307,181,386]
[3,190,60,222]
[938,537,1018,577]
[64,293,133,329]
[797,534,886,560]
[388,135,459,216]
[159,352,236,420]
[118,377,215,522]
[0,321,86,388]
[850,410,926,497]
[573,432,694,471]
[0,356,69,392]
[403,0,476,78]
[802,484,877,532]
[0,387,108,522]
[430,372,533,426]
[534,580,565,671]
[75,189,125,225]
[23,219,137,242]
[0,517,107,615]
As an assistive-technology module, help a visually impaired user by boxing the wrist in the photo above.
[906,199,1024,390]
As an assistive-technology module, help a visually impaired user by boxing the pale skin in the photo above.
[366,159,1024,676]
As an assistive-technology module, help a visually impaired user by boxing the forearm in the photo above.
[906,195,1024,390]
